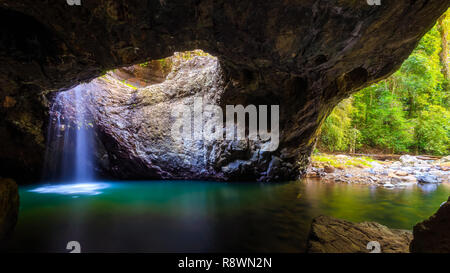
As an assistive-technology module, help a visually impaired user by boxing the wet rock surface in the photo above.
[410,197,450,253]
[0,1,448,182]
[0,178,19,247]
[308,155,450,188]
[306,215,412,253]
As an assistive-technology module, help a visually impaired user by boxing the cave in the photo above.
[1,0,448,184]
[0,0,449,254]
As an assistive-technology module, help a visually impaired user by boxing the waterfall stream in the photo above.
[44,85,96,183]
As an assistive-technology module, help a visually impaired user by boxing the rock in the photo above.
[402,175,418,183]
[410,197,450,253]
[394,171,408,176]
[399,155,428,166]
[399,155,417,164]
[416,174,441,184]
[369,161,383,169]
[401,167,415,173]
[439,156,450,163]
[324,165,335,173]
[0,1,448,182]
[392,175,417,183]
[429,170,444,177]
[306,172,320,178]
[383,183,395,188]
[306,215,412,253]
[438,162,450,171]
[414,163,431,169]
[0,178,19,246]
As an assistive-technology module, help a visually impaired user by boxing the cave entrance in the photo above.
[44,48,281,183]
[44,50,227,182]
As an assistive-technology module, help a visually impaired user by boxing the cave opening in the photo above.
[43,49,225,183]
[42,48,284,183]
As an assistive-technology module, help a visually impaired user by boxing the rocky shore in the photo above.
[307,154,450,188]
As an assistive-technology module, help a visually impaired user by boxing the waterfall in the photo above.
[73,86,94,181]
[44,84,96,183]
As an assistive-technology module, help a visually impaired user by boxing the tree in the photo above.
[414,105,450,155]
[437,11,449,81]
[318,15,450,155]
[319,98,358,152]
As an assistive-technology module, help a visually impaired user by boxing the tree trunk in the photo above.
[438,13,449,81]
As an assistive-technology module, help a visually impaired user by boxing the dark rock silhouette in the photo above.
[410,197,450,253]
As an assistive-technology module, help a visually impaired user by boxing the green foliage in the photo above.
[318,20,449,155]
[319,98,360,152]
[414,105,450,155]
[311,154,379,169]
[352,82,414,153]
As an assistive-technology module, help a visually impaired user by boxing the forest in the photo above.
[318,11,450,155]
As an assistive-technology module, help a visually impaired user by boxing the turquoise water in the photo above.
[6,179,450,253]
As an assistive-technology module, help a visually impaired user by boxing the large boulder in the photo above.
[0,1,448,182]
[0,178,20,246]
[410,197,450,253]
[306,215,412,253]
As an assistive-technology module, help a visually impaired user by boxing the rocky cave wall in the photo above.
[0,0,449,182]
[56,52,295,181]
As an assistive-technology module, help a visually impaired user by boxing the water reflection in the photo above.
[30,183,110,195]
[417,183,439,193]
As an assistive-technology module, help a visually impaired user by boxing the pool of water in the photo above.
[6,179,450,252]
